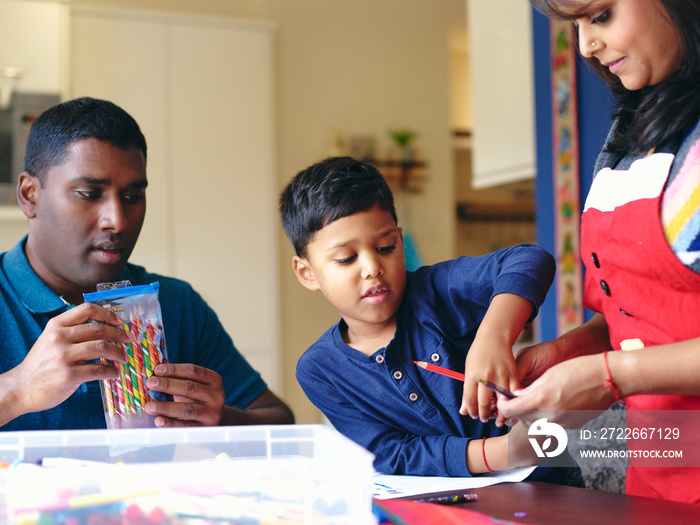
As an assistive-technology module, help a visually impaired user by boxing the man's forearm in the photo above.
[220,389,294,425]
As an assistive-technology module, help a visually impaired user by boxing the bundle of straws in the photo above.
[100,317,168,427]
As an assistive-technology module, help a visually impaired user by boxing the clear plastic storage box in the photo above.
[0,424,376,525]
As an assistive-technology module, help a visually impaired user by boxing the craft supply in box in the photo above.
[0,425,377,525]
[83,281,170,430]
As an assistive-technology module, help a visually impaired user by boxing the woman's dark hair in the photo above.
[24,96,147,184]
[530,0,700,155]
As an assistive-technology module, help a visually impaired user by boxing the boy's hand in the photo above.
[459,293,533,426]
[460,340,519,426]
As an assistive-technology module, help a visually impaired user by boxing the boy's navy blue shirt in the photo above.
[297,244,556,477]
[0,236,267,431]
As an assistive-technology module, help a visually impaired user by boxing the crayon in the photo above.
[415,493,478,504]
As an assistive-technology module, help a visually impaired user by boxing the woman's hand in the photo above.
[513,339,566,387]
[498,353,617,430]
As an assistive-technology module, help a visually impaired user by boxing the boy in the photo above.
[280,156,581,484]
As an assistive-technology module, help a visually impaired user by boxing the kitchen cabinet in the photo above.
[466,0,535,189]
[0,0,68,216]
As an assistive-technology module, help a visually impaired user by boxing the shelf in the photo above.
[373,159,427,193]
[453,129,472,150]
[456,200,534,222]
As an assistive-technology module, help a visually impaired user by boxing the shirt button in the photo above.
[591,252,600,268]
[375,355,385,364]
[430,353,441,362]
[393,371,403,380]
[409,393,419,402]
[600,280,611,296]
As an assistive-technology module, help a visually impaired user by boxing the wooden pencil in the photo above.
[413,361,465,381]
[413,361,516,398]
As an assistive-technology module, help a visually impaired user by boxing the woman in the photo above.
[499,0,700,503]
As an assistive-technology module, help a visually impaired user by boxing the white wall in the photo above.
[0,208,27,251]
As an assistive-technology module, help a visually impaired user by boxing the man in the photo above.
[0,97,294,430]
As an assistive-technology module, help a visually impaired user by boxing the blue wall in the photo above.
[531,9,614,342]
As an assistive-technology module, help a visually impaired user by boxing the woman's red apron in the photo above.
[581,152,700,503]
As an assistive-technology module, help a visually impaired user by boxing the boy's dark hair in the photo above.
[279,156,397,257]
[24,96,148,185]
[529,0,700,156]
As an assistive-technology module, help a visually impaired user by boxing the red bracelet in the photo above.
[482,437,494,473]
[603,351,626,406]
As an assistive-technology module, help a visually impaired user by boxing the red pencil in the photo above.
[413,361,465,381]
[413,361,517,399]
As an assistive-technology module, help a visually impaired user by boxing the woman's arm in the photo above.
[613,337,700,397]
[500,324,700,428]
[514,313,611,386]
[497,313,614,429]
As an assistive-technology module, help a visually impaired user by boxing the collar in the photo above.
[2,235,72,314]
[331,310,404,363]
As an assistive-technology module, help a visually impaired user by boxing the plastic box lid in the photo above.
[0,424,377,525]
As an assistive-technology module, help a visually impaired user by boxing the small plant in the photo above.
[389,129,416,149]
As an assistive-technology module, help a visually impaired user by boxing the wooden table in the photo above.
[408,481,700,524]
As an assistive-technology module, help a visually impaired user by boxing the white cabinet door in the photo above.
[0,0,67,96]
[169,19,278,387]
[71,9,170,273]
[71,8,279,388]
[467,0,535,189]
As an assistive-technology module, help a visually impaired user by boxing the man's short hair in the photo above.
[24,96,147,184]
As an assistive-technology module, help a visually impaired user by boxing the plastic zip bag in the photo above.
[83,281,170,429]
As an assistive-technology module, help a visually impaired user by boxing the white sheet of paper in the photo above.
[371,466,536,499]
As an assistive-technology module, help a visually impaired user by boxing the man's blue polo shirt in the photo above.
[0,236,267,431]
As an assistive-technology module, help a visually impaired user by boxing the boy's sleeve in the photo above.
[408,244,555,343]
[297,370,476,477]
[441,243,555,329]
[487,243,556,320]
